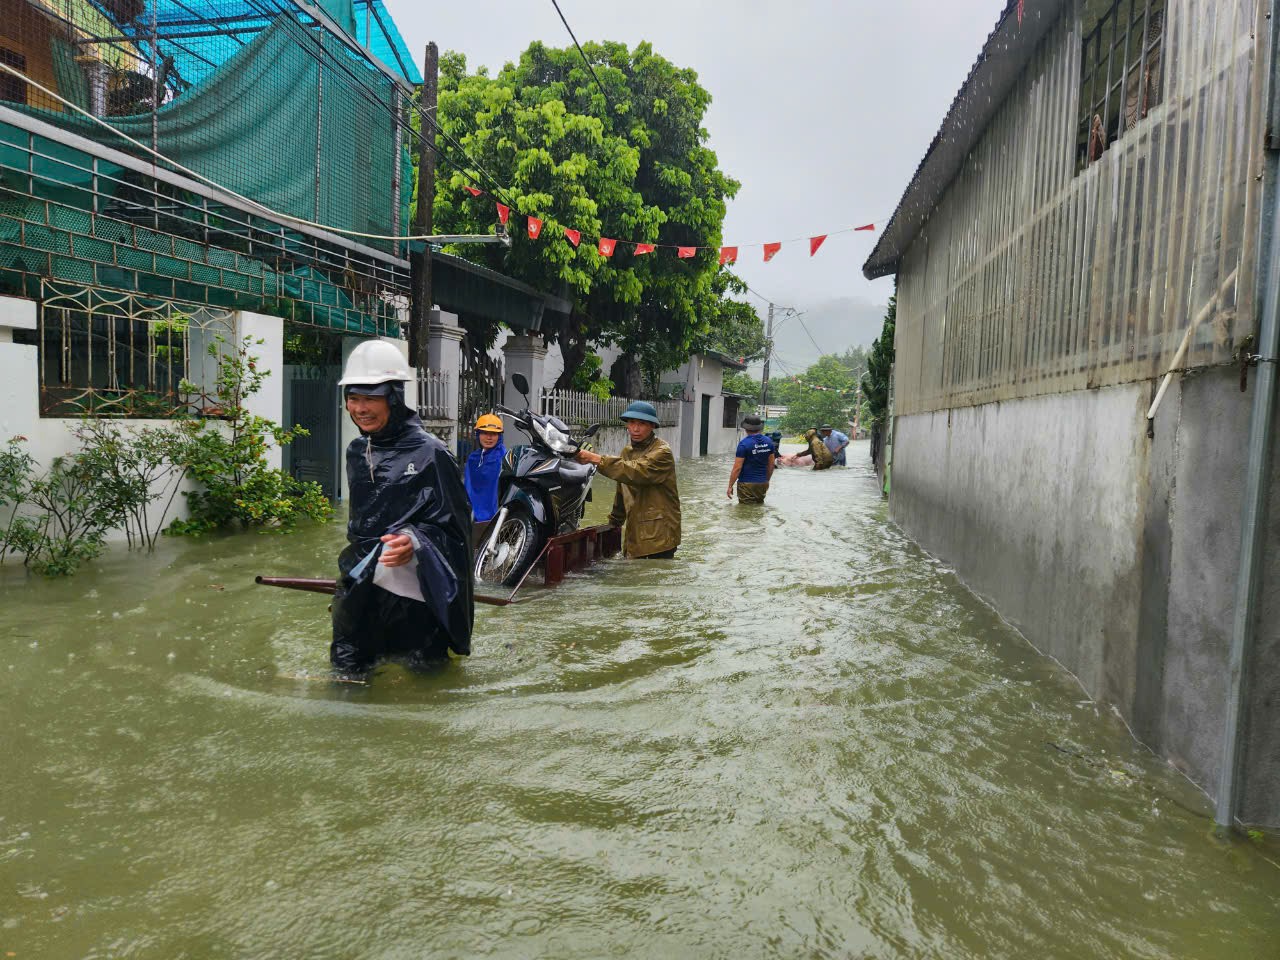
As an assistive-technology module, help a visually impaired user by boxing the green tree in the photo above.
[779,355,858,434]
[721,371,761,405]
[431,42,740,393]
[167,336,331,534]
[860,295,896,428]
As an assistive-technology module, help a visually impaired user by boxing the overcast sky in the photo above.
[384,0,1004,315]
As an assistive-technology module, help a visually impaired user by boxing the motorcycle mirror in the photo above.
[511,373,530,398]
[583,423,601,438]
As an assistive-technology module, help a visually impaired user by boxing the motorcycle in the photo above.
[474,373,601,586]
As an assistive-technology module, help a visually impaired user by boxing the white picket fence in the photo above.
[540,388,680,427]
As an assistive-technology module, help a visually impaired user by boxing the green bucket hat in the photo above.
[620,400,660,425]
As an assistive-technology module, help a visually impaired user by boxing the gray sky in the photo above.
[384,0,1003,315]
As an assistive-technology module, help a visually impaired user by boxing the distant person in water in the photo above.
[574,401,681,559]
[727,414,775,503]
[803,429,835,470]
[819,424,850,467]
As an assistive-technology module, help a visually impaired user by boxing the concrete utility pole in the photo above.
[410,41,438,376]
[759,301,775,412]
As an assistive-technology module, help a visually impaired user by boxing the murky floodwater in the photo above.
[2,440,1278,959]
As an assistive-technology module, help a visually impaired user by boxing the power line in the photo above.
[794,313,825,358]
[550,0,615,113]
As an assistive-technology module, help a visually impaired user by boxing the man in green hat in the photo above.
[575,401,682,559]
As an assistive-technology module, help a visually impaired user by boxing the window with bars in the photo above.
[722,395,741,428]
[35,284,233,418]
[1076,0,1165,171]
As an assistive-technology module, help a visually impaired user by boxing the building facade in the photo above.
[864,0,1277,825]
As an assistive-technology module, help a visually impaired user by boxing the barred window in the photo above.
[722,395,740,428]
[1077,0,1164,170]
[35,284,232,418]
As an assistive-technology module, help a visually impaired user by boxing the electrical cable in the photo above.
[549,0,615,113]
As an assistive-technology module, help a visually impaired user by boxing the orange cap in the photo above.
[475,413,504,433]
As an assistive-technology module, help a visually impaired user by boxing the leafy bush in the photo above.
[167,334,331,534]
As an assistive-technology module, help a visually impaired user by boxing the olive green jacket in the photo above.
[804,430,835,470]
[599,435,682,557]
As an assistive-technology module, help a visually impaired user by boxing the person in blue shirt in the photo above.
[819,424,850,466]
[727,414,776,503]
[464,414,506,533]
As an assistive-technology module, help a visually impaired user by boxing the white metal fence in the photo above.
[417,370,452,421]
[540,388,680,427]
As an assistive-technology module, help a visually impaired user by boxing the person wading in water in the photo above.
[727,414,775,503]
[330,340,474,676]
[574,401,681,559]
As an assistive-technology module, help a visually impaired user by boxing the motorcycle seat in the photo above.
[557,461,593,483]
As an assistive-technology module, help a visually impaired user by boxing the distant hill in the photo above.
[763,296,889,373]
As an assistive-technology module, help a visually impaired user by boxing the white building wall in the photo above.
[0,298,286,545]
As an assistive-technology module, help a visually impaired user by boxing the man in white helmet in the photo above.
[330,339,474,675]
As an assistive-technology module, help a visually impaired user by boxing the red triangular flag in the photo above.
[462,185,483,197]
[598,237,616,257]
[564,228,581,247]
[855,223,875,232]
[496,203,509,225]
[809,235,827,256]
[634,243,655,255]
[677,246,697,258]
[719,246,738,265]
[763,242,782,262]
[527,216,543,239]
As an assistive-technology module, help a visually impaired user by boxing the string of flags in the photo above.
[460,185,876,264]
[784,376,860,398]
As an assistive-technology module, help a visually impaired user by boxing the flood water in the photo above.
[2,440,1278,959]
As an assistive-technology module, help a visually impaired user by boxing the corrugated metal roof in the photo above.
[862,0,1068,280]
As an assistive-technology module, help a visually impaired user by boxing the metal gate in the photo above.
[286,369,341,501]
[457,336,504,461]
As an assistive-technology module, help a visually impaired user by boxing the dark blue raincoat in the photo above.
[330,384,474,673]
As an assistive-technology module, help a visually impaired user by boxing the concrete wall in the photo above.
[888,365,1278,825]
[0,298,286,546]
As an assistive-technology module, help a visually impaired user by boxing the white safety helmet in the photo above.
[338,339,412,386]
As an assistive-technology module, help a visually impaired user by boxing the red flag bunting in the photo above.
[634,243,655,255]
[855,223,875,232]
[809,235,827,256]
[462,185,483,197]
[564,228,581,247]
[496,203,510,225]
[677,246,697,258]
[763,242,782,262]
[599,237,616,257]
[719,246,738,265]
[527,216,543,239]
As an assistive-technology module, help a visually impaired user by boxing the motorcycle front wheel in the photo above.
[474,505,543,587]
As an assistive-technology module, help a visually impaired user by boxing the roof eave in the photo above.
[862,0,1068,280]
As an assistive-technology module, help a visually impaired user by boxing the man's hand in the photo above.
[576,449,603,466]
[379,533,414,567]
[726,485,735,499]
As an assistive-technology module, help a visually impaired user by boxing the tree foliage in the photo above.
[432,41,741,393]
[778,355,860,434]
[721,371,761,405]
[860,295,896,428]
[168,336,330,535]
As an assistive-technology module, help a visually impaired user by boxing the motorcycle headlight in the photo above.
[542,422,577,455]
